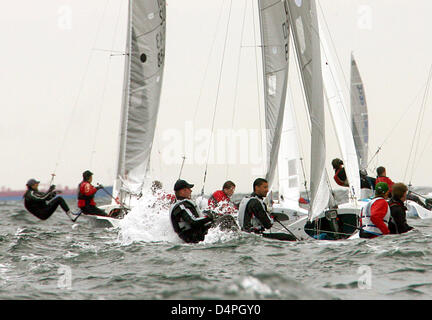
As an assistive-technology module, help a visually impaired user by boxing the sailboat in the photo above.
[350,54,432,219]
[249,0,360,241]
[83,0,167,227]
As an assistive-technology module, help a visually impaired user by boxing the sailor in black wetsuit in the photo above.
[170,180,238,243]
[388,183,414,234]
[170,180,215,243]
[23,178,80,222]
[238,178,296,241]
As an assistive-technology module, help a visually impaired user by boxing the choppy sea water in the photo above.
[1,192,432,300]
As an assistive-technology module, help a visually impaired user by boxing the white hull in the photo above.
[406,200,432,219]
[270,202,361,241]
[77,203,125,228]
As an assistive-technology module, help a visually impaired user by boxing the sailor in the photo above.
[23,178,80,222]
[208,180,237,215]
[375,166,394,193]
[331,158,349,187]
[77,170,107,216]
[359,182,391,238]
[170,180,215,243]
[170,180,238,243]
[388,183,414,234]
[238,178,273,233]
[332,158,373,190]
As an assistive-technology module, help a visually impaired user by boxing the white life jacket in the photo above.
[360,197,390,235]
[238,195,273,231]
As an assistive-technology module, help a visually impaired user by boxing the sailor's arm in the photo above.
[29,186,56,202]
[370,201,390,235]
[248,199,272,229]
[178,204,213,227]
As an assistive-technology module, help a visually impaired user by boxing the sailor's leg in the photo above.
[38,197,69,220]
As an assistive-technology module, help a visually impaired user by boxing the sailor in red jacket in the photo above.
[77,170,107,216]
[375,166,394,193]
[208,181,237,215]
[359,182,391,238]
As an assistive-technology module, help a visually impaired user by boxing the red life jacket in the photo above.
[334,168,347,187]
[77,181,97,208]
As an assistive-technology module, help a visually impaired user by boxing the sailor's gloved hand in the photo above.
[49,185,56,192]
[203,210,216,221]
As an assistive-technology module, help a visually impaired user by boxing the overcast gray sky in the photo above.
[2,0,432,194]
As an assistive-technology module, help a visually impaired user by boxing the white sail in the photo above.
[114,0,166,200]
[258,0,290,188]
[277,95,301,208]
[319,24,361,201]
[286,0,328,220]
[350,53,369,171]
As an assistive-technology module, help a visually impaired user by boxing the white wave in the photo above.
[117,192,181,245]
[117,191,240,245]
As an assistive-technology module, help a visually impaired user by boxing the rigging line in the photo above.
[366,77,430,169]
[192,0,226,123]
[52,0,111,175]
[317,1,350,96]
[415,126,432,166]
[405,64,432,183]
[251,0,265,169]
[226,0,248,181]
[89,0,125,169]
[201,0,234,194]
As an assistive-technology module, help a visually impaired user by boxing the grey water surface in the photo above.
[1,196,432,300]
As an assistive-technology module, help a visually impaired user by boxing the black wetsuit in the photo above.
[240,194,296,241]
[388,198,413,234]
[241,193,272,233]
[23,188,70,220]
[170,198,214,243]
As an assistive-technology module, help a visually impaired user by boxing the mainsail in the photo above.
[114,0,166,200]
[286,0,328,220]
[350,53,369,171]
[258,0,290,188]
[319,25,360,201]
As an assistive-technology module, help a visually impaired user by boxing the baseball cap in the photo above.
[26,178,40,187]
[375,182,389,194]
[174,179,194,191]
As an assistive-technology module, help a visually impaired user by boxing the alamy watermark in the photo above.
[357,5,373,30]
[160,121,268,175]
[357,265,372,289]
[57,264,72,290]
[58,5,72,31]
